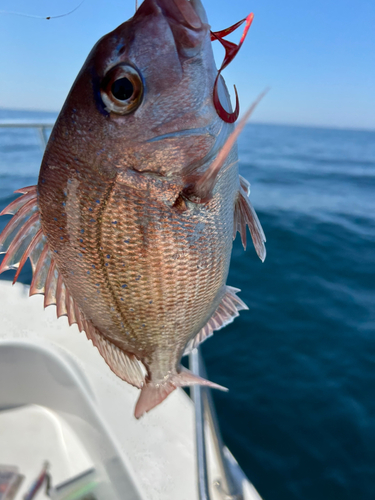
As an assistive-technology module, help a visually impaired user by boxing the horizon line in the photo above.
[0,106,374,134]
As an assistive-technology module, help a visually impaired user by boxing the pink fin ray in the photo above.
[239,174,250,196]
[14,186,37,195]
[0,187,60,300]
[0,212,41,274]
[83,322,146,390]
[134,381,176,419]
[44,260,57,307]
[13,228,43,284]
[29,245,50,295]
[183,285,248,355]
[74,303,85,332]
[0,186,108,362]
[235,177,266,261]
[0,190,38,217]
[0,189,52,296]
[183,90,269,203]
[0,188,53,293]
[66,291,77,326]
[0,197,39,253]
[135,367,227,419]
[56,274,68,318]
[28,235,48,274]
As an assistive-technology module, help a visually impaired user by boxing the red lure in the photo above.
[211,13,254,123]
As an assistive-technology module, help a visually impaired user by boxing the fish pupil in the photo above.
[111,78,134,101]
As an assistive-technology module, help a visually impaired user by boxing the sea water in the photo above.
[1,108,374,500]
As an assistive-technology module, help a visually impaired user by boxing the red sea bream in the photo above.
[0,0,266,418]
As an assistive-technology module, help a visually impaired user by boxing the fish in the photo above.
[0,0,266,418]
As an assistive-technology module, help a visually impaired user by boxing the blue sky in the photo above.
[0,0,374,129]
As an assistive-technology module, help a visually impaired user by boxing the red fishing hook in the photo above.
[211,13,254,123]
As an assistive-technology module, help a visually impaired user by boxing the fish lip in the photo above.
[156,0,210,53]
[156,0,203,29]
[136,0,207,26]
[134,0,210,54]
[188,0,208,24]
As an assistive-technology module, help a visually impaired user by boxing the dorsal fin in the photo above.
[183,285,248,355]
[0,187,75,311]
[0,186,147,391]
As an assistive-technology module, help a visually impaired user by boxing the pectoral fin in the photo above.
[182,90,268,203]
[234,175,266,261]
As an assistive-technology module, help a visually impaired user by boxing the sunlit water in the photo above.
[1,108,375,500]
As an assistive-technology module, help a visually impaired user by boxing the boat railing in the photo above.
[0,120,261,500]
[190,348,261,500]
[0,119,55,150]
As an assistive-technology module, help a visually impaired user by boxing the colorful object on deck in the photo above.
[0,466,24,500]
[23,461,49,500]
[0,0,265,418]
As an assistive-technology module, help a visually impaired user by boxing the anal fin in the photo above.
[184,285,248,355]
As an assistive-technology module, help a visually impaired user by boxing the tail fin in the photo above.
[134,368,227,419]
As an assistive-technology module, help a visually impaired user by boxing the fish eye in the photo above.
[111,78,134,101]
[101,64,143,115]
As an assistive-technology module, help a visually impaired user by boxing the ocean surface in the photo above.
[0,108,374,500]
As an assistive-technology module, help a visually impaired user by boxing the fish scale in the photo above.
[0,0,266,417]
[39,162,231,361]
[95,164,237,365]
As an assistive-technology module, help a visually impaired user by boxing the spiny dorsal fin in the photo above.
[0,187,72,313]
[183,285,248,355]
[0,186,147,392]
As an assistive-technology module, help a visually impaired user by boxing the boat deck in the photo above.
[0,281,261,500]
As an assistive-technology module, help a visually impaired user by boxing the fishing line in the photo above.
[0,0,85,20]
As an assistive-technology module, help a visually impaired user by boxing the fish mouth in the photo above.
[155,0,207,29]
[137,0,209,54]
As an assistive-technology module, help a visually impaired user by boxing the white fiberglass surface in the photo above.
[0,404,92,499]
[0,281,199,500]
